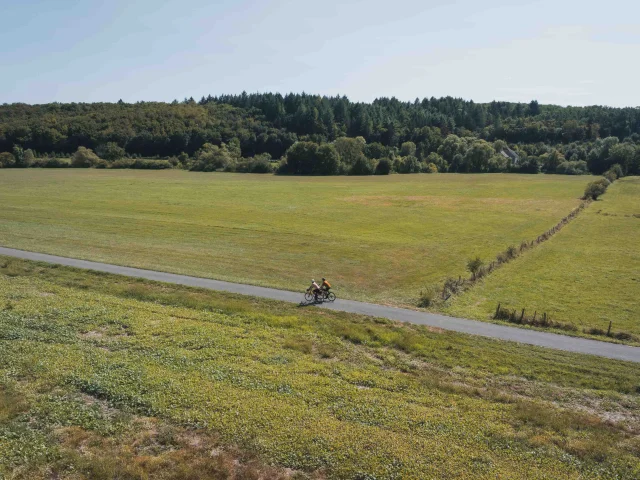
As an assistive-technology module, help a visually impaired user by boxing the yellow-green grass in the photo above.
[445,177,640,340]
[1,258,639,479]
[0,169,589,305]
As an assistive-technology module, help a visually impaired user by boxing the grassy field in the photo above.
[0,169,589,305]
[445,177,640,340]
[1,257,639,479]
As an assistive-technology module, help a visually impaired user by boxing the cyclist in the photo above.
[309,279,321,302]
[321,278,331,294]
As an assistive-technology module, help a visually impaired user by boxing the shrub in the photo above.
[190,143,234,172]
[315,144,341,175]
[235,156,274,173]
[512,156,541,174]
[22,149,35,167]
[426,152,448,172]
[31,157,70,168]
[72,147,101,168]
[422,162,438,173]
[608,163,624,178]
[417,287,437,308]
[110,159,173,170]
[603,163,624,182]
[374,158,392,175]
[96,142,125,161]
[556,160,589,175]
[349,156,375,175]
[583,178,610,200]
[466,257,484,280]
[248,158,273,173]
[94,158,109,169]
[0,151,16,167]
[398,156,421,174]
[603,170,617,183]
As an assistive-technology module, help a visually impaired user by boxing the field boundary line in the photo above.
[439,197,592,300]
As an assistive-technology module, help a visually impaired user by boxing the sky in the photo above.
[1,0,639,107]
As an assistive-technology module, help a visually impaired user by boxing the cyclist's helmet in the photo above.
[322,278,326,281]
[311,279,315,283]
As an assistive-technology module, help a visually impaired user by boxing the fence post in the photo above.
[607,321,612,336]
[532,311,537,322]
[520,309,525,322]
[494,303,501,319]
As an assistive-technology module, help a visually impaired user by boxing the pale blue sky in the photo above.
[1,0,639,106]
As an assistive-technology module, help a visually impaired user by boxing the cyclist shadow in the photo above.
[298,299,322,307]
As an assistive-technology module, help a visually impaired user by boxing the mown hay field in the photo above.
[1,259,639,479]
[0,169,589,305]
[446,177,640,339]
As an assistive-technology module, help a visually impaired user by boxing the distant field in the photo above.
[1,259,639,479]
[0,170,588,305]
[446,177,640,339]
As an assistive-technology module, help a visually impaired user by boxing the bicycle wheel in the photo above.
[327,292,336,302]
[304,292,314,302]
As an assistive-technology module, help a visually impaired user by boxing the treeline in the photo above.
[1,94,640,176]
[209,93,640,144]
[0,101,296,159]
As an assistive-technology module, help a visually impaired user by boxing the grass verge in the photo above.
[1,258,639,478]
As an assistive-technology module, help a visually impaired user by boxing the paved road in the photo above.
[2,246,639,363]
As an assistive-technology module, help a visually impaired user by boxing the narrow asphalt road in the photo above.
[1,246,639,363]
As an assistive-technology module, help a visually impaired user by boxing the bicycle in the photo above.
[304,288,336,303]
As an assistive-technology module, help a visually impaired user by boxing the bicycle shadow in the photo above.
[298,299,321,307]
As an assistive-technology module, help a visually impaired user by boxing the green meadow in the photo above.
[1,258,639,479]
[0,169,588,305]
[446,177,640,339]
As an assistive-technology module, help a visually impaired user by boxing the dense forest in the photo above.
[1,94,639,175]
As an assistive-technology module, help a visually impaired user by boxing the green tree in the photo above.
[227,137,242,160]
[349,156,375,175]
[607,143,636,175]
[364,142,387,159]
[12,145,24,165]
[315,144,341,175]
[22,148,35,167]
[466,257,484,280]
[463,140,494,172]
[190,143,234,172]
[493,139,508,153]
[426,152,447,172]
[374,158,392,175]
[97,142,126,161]
[583,178,610,200]
[400,141,417,157]
[541,150,565,173]
[281,141,318,175]
[0,152,16,167]
[71,147,100,168]
[437,135,468,164]
[334,137,366,167]
[487,155,508,172]
[398,156,421,174]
